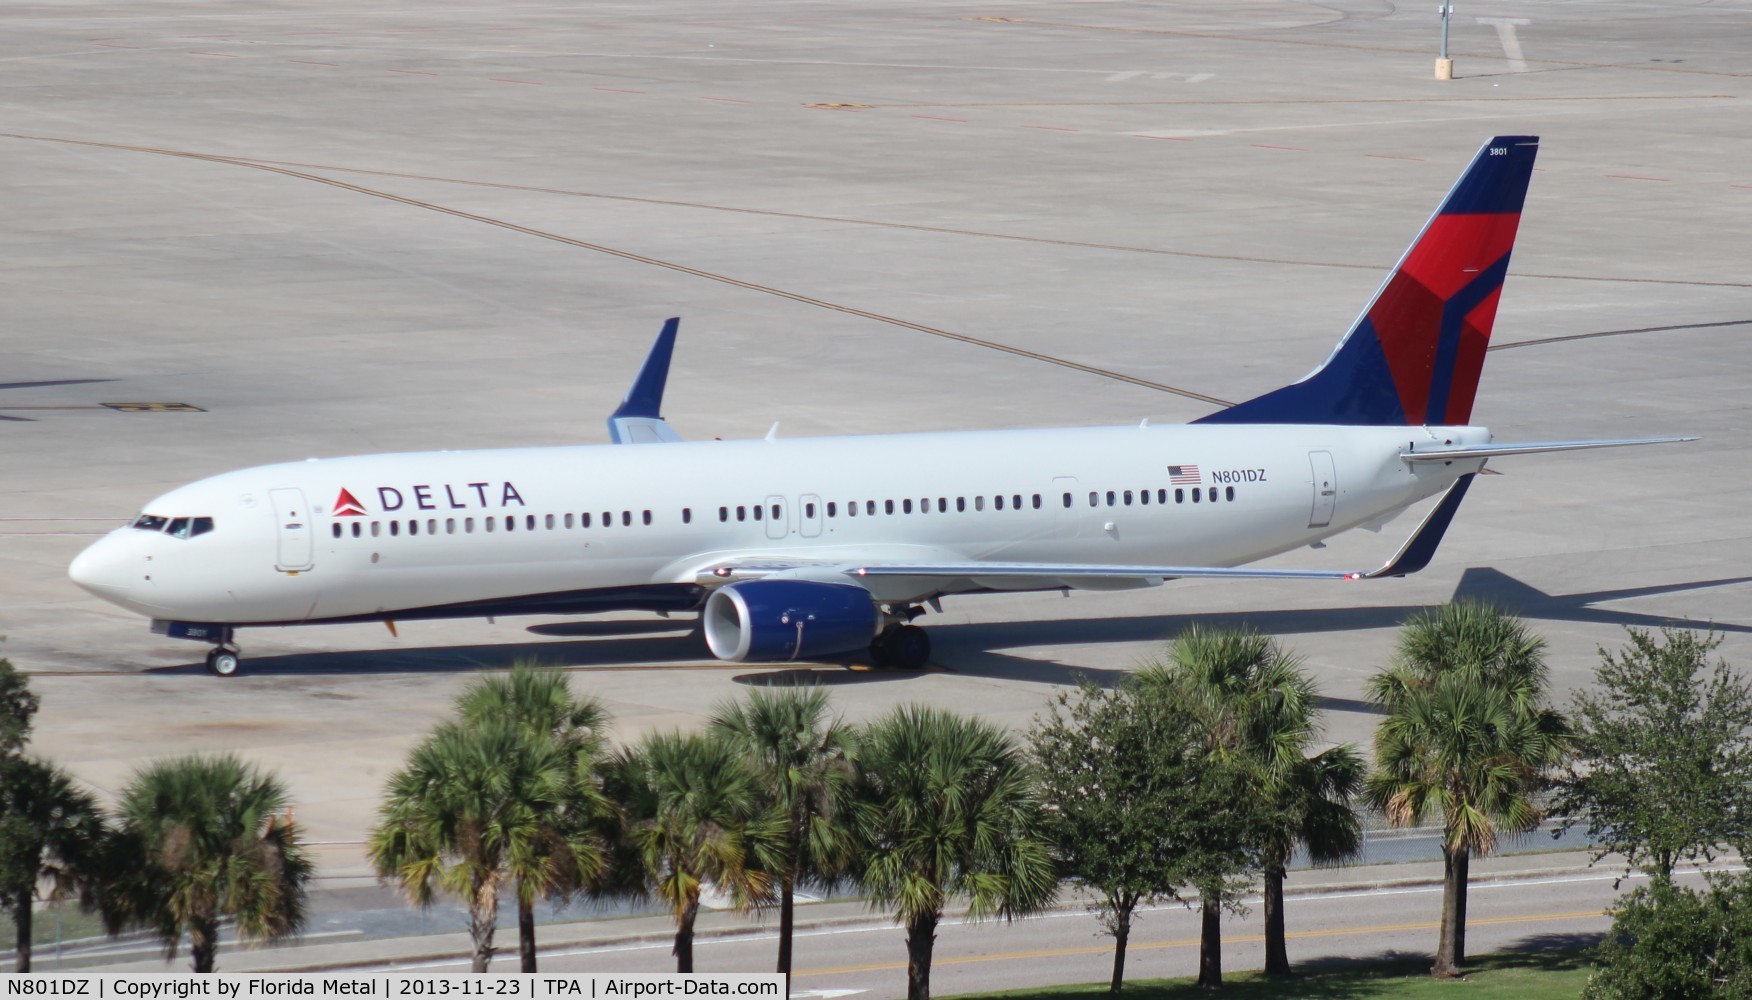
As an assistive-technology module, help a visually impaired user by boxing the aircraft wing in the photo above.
[607,318,685,444]
[701,474,1475,588]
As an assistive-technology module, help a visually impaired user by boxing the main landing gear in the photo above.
[869,605,932,670]
[205,644,242,678]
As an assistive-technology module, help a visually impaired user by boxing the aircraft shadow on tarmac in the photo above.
[140,567,1751,682]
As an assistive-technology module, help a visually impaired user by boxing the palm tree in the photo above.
[452,665,612,971]
[610,731,782,972]
[370,719,580,972]
[856,705,1057,1000]
[113,755,311,972]
[1364,602,1570,978]
[1139,626,1361,987]
[1259,748,1363,977]
[0,757,109,972]
[710,687,858,983]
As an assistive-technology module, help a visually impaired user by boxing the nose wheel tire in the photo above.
[869,624,931,670]
[206,648,241,677]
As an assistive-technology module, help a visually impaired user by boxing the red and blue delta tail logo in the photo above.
[1198,136,1539,427]
[333,488,367,517]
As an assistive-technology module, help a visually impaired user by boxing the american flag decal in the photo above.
[1168,464,1202,485]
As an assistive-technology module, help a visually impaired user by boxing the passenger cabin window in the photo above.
[351,522,361,538]
[465,517,475,533]
[1157,489,1168,504]
[805,502,816,518]
[737,506,747,522]
[331,524,342,538]
[719,507,729,523]
[1209,487,1218,503]
[866,501,876,516]
[390,521,401,536]
[994,495,1005,511]
[372,521,383,537]
[771,503,781,520]
[975,496,985,511]
[903,499,913,514]
[545,514,555,530]
[582,513,592,528]
[682,508,692,524]
[938,498,948,513]
[1175,489,1185,504]
[885,500,895,515]
[642,510,652,526]
[827,502,838,517]
[1063,493,1072,508]
[527,515,536,531]
[622,511,632,526]
[753,505,763,521]
[1226,486,1235,501]
[504,516,514,532]
[409,520,419,536]
[1088,492,1098,507]
[564,513,575,529]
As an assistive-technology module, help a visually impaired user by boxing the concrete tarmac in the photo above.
[2,0,1749,969]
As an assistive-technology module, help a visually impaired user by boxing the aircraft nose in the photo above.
[69,536,133,602]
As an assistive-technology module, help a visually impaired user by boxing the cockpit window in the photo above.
[139,515,216,539]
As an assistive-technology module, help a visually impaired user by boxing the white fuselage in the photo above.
[69,422,1489,627]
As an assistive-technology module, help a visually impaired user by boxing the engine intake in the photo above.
[703,580,879,662]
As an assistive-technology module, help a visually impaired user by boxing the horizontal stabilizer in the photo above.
[1401,436,1696,462]
[608,317,684,445]
[831,474,1476,585]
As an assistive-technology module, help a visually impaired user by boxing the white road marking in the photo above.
[1477,17,1533,73]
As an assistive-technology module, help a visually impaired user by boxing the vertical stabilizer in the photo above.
[1198,136,1538,426]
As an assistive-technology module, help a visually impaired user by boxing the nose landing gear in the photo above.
[205,645,242,677]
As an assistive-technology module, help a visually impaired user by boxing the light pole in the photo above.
[1435,2,1455,79]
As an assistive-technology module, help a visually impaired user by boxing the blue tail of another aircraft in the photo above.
[1197,135,1539,427]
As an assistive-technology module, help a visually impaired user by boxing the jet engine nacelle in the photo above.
[702,580,879,662]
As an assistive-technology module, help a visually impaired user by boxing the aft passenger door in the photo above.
[270,487,315,572]
[1307,451,1337,529]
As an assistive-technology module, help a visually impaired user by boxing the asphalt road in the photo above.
[331,867,1723,996]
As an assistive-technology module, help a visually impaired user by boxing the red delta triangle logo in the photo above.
[333,488,367,517]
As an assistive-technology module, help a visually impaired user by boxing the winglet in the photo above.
[608,318,684,444]
[1363,474,1474,578]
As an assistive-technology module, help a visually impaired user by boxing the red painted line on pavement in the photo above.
[1251,143,1308,151]
[1605,174,1670,182]
[1132,133,1192,141]
[913,115,967,122]
[1730,184,1752,190]
[291,60,338,67]
[91,43,138,49]
[700,96,752,104]
[594,87,645,94]
[1365,153,1425,161]
[187,51,239,58]
[1023,125,1080,132]
[389,69,439,76]
[489,77,544,86]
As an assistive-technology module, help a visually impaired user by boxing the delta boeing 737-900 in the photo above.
[68,135,1690,676]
